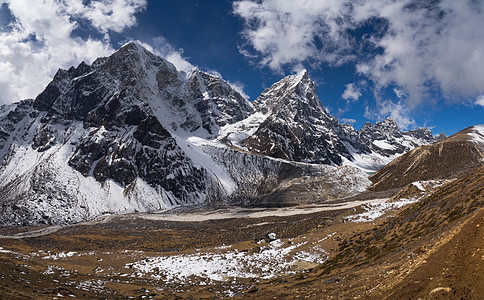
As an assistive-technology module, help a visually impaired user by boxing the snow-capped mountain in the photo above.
[236,70,356,165]
[0,42,437,226]
[348,118,442,171]
[216,71,439,171]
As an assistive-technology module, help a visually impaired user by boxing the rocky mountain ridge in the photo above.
[0,42,440,226]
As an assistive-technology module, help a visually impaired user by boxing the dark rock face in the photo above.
[358,118,437,157]
[0,100,36,153]
[242,71,354,165]
[188,71,254,132]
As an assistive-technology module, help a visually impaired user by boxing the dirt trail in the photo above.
[139,198,388,222]
[0,225,63,239]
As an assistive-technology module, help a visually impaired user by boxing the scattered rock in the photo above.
[266,232,277,241]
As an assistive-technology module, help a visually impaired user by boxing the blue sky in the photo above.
[0,0,483,135]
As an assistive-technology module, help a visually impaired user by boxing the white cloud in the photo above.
[476,95,484,107]
[0,0,147,105]
[393,88,405,99]
[341,118,356,125]
[342,83,361,102]
[234,0,484,108]
[364,100,415,130]
[64,0,147,33]
[233,0,353,71]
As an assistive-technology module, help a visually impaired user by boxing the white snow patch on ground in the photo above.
[412,181,426,191]
[128,233,335,284]
[347,180,452,223]
[346,197,420,223]
[412,180,453,192]
[129,240,301,283]
[0,247,14,254]
[42,251,78,260]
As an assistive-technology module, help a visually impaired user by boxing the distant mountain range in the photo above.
[0,42,446,226]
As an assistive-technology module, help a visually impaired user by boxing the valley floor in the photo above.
[0,184,482,299]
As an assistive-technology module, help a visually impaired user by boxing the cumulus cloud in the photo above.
[234,0,484,108]
[342,83,361,102]
[0,0,147,105]
[476,95,484,108]
[64,0,146,33]
[233,0,353,71]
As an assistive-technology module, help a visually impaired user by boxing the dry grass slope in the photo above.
[371,126,484,191]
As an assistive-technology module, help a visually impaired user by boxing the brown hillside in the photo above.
[370,126,484,191]
[250,164,484,299]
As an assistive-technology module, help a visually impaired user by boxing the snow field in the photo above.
[127,233,335,284]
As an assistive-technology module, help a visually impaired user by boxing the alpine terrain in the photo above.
[0,42,440,226]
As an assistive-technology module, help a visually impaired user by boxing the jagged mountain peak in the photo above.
[360,117,402,137]
[434,131,447,141]
[374,117,399,131]
[282,68,309,87]
[253,69,325,117]
[103,41,175,73]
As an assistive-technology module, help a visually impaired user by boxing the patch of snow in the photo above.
[267,232,277,241]
[343,152,401,173]
[346,197,420,223]
[217,111,270,146]
[412,179,453,192]
[175,137,237,195]
[42,251,78,260]
[128,234,334,284]
[412,181,426,191]
[0,247,14,254]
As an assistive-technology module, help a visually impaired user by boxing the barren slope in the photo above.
[370,125,484,191]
